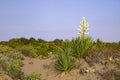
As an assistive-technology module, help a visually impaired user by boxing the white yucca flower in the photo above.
[78,16,89,38]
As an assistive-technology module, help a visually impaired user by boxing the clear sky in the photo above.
[0,0,120,42]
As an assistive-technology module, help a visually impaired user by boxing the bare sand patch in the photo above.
[22,57,116,80]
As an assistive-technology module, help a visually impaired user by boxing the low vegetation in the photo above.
[0,37,120,80]
[0,45,23,79]
[21,72,41,80]
[0,17,120,80]
[71,37,93,60]
[55,40,75,73]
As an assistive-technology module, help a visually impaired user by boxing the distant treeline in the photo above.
[0,37,120,49]
[0,37,64,58]
[0,37,120,58]
[0,37,63,47]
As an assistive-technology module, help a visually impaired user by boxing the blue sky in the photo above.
[0,0,120,42]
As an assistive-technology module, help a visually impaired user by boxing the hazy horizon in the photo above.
[0,0,120,42]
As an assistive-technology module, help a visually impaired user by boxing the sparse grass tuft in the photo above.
[21,72,41,80]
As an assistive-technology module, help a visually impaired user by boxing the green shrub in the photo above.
[71,37,93,60]
[0,57,7,70]
[0,45,13,54]
[53,39,63,46]
[55,40,75,73]
[12,59,23,66]
[94,38,105,50]
[0,57,23,79]
[7,51,23,60]
[0,46,23,79]
[114,69,120,77]
[36,43,49,57]
[6,60,22,79]
[47,43,58,56]
[20,45,37,58]
[35,43,57,58]
[0,54,23,79]
[21,72,41,80]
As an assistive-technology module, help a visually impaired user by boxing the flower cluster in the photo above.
[78,16,89,38]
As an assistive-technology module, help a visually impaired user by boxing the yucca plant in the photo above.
[72,37,93,60]
[55,40,75,73]
[71,16,93,60]
[62,40,72,55]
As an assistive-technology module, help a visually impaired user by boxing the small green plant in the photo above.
[113,69,120,80]
[55,40,75,73]
[6,60,22,79]
[21,72,41,80]
[0,51,23,79]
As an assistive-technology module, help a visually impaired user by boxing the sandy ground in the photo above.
[21,57,116,80]
[0,56,117,80]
